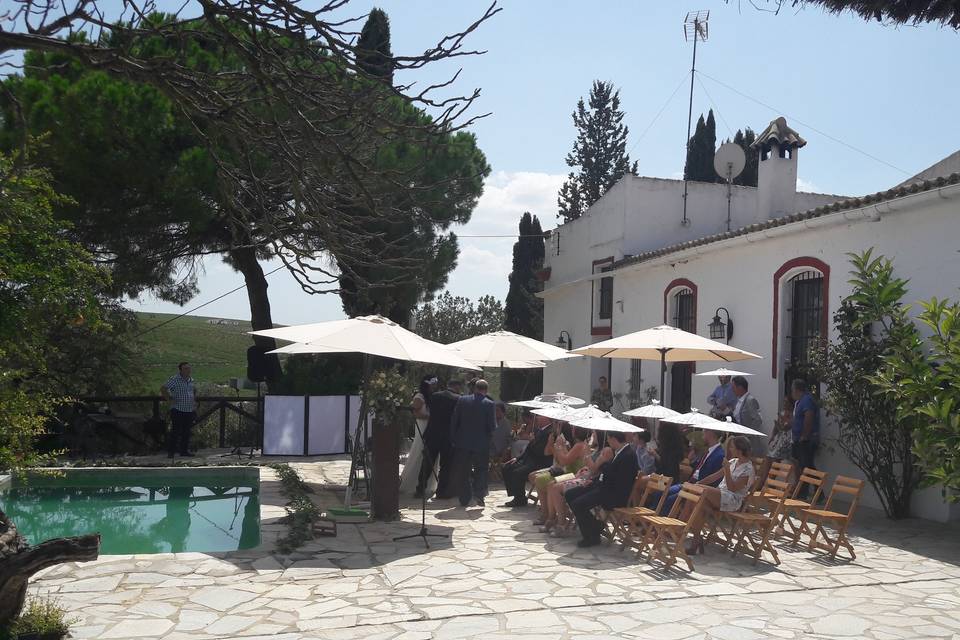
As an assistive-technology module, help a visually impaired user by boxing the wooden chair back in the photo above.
[761,478,791,517]
[667,482,704,517]
[822,475,865,518]
[759,461,794,495]
[645,473,672,515]
[791,468,828,503]
[626,472,648,507]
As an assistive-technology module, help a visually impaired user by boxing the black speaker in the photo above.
[247,345,271,383]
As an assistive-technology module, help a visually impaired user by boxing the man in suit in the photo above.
[418,378,463,499]
[732,375,764,455]
[660,428,726,513]
[568,430,639,547]
[449,379,496,507]
[501,413,554,507]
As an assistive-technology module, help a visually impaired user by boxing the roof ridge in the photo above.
[613,171,960,270]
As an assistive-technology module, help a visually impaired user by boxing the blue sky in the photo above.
[123,1,959,324]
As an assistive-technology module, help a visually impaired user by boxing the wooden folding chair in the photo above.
[639,483,707,571]
[607,473,672,552]
[775,468,827,540]
[752,460,794,505]
[794,475,865,560]
[729,478,790,566]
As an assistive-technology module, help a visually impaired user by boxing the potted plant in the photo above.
[8,597,75,640]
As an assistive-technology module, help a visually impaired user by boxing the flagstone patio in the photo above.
[27,458,960,639]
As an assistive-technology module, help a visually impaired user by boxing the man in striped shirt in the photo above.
[161,362,197,458]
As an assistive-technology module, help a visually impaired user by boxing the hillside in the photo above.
[134,312,256,391]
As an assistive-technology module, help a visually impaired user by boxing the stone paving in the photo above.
[27,458,960,639]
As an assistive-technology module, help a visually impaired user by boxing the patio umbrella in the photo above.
[532,404,608,422]
[665,408,765,437]
[568,411,642,433]
[570,325,762,402]
[251,315,481,508]
[622,399,681,419]
[257,315,481,371]
[536,392,585,406]
[695,367,754,377]
[445,330,581,368]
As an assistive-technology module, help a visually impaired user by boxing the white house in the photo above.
[539,117,960,522]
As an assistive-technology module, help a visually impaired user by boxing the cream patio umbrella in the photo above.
[568,411,643,433]
[251,315,481,513]
[666,408,766,437]
[445,330,581,368]
[695,367,755,377]
[622,399,681,420]
[571,325,762,403]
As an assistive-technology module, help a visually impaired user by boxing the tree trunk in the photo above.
[0,510,100,626]
[229,246,283,385]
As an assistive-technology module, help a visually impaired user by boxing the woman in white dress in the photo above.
[399,375,438,496]
[683,435,756,555]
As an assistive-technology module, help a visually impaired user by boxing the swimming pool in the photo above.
[0,467,260,555]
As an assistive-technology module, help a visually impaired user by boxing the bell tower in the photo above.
[752,117,806,218]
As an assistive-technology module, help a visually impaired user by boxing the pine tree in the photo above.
[502,212,545,400]
[357,8,394,81]
[557,81,637,223]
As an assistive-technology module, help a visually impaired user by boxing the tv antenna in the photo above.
[713,142,746,232]
[681,10,709,227]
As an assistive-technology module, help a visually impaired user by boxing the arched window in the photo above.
[664,279,697,412]
[772,258,830,389]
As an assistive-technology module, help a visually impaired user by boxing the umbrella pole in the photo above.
[346,354,373,508]
[659,349,666,405]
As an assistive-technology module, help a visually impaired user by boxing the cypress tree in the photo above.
[502,212,545,400]
[557,81,637,223]
[684,110,719,182]
[357,8,394,82]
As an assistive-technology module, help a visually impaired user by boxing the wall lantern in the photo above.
[555,330,573,350]
[709,307,733,343]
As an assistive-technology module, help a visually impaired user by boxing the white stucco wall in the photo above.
[542,183,960,522]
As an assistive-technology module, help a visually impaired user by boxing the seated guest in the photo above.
[542,435,609,535]
[510,410,535,458]
[652,422,686,481]
[490,401,513,460]
[502,413,553,507]
[684,436,756,555]
[660,428,725,513]
[566,430,639,548]
[633,430,656,475]
[534,426,591,526]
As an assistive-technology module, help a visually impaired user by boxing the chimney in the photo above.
[751,117,806,218]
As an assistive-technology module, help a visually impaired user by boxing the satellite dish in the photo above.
[714,142,746,183]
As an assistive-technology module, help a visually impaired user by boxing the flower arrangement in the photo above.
[362,367,409,427]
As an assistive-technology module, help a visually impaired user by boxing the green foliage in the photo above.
[272,354,364,397]
[0,151,111,474]
[557,80,637,222]
[363,367,413,427]
[874,295,960,498]
[270,463,323,554]
[8,596,75,638]
[357,8,394,81]
[812,249,921,518]
[684,110,718,182]
[732,128,759,187]
[503,212,546,401]
[412,292,504,345]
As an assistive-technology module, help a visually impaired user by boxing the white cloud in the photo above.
[797,177,821,193]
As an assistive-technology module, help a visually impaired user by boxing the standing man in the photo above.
[591,376,613,412]
[791,378,820,498]
[731,376,764,454]
[449,379,496,507]
[161,362,197,459]
[418,378,462,499]
[707,375,737,419]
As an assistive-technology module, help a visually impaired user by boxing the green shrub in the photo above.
[8,597,75,639]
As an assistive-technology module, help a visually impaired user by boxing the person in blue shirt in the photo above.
[707,376,738,419]
[790,378,820,499]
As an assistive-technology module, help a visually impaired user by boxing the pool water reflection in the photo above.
[0,469,260,555]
